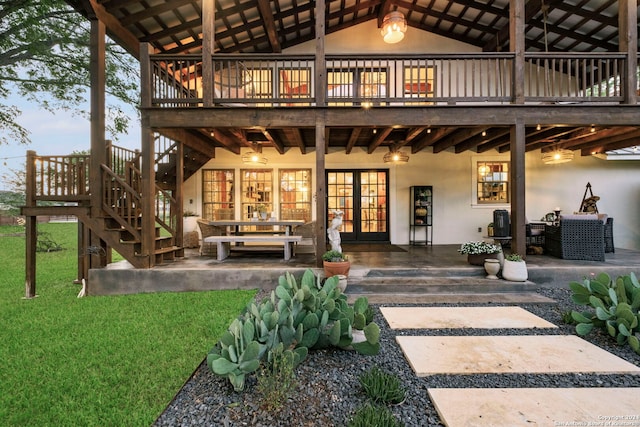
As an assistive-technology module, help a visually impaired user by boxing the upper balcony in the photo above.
[144,52,639,109]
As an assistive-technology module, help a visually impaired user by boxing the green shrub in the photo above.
[359,366,405,405]
[569,272,640,354]
[257,344,297,411]
[348,403,404,427]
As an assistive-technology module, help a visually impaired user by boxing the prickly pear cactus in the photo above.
[570,272,640,355]
[208,268,381,391]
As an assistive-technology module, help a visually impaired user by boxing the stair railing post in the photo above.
[24,150,37,298]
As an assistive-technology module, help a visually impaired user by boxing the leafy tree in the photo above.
[0,0,140,146]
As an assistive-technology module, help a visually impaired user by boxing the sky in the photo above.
[0,95,141,191]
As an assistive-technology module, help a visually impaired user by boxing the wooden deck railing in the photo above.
[147,52,636,107]
[26,151,90,202]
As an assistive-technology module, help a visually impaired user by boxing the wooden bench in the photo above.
[203,235,302,261]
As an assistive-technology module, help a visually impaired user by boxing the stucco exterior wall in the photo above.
[183,146,640,251]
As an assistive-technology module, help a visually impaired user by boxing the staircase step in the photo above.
[344,272,553,305]
[347,276,536,294]
[347,292,555,304]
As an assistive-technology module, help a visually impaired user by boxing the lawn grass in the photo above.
[0,223,256,426]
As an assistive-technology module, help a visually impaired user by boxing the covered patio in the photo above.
[87,244,640,296]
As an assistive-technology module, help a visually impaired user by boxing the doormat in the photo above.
[341,244,407,252]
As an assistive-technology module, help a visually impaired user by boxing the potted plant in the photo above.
[322,249,350,278]
[457,241,502,266]
[502,253,528,282]
[256,204,268,220]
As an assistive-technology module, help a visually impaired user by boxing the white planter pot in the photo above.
[502,259,528,282]
[183,216,199,233]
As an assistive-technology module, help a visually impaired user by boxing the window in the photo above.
[241,169,273,219]
[403,65,435,105]
[202,169,234,220]
[327,68,388,106]
[279,169,311,222]
[476,161,509,204]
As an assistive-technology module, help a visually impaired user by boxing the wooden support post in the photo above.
[510,118,526,258]
[619,0,638,104]
[202,0,214,107]
[24,150,37,298]
[314,0,327,266]
[176,139,185,256]
[141,42,156,267]
[90,18,106,220]
[509,0,525,104]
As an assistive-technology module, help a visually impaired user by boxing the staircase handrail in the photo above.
[155,185,177,239]
[100,164,142,240]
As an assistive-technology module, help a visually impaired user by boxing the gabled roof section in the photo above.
[67,0,635,57]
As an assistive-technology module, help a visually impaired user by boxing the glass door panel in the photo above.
[327,170,389,242]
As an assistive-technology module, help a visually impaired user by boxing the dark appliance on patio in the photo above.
[493,210,510,237]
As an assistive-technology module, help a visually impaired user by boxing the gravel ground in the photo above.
[154,287,640,427]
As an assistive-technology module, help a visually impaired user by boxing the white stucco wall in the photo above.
[183,146,640,250]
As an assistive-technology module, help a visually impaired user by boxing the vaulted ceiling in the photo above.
[69,0,639,165]
[78,0,630,55]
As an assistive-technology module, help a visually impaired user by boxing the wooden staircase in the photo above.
[23,142,184,276]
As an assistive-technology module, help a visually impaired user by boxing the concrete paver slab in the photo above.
[396,335,640,376]
[381,306,557,329]
[428,387,640,427]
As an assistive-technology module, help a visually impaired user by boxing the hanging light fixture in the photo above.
[242,148,268,165]
[383,149,409,164]
[542,148,574,164]
[381,11,407,44]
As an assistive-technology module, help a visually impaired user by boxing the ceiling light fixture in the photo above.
[383,149,409,164]
[242,149,268,165]
[536,124,541,131]
[542,148,574,165]
[381,11,407,44]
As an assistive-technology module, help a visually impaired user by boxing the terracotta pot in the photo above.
[323,260,351,278]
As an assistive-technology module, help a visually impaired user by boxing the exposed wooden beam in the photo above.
[399,127,427,147]
[367,127,393,154]
[226,128,251,147]
[283,128,306,154]
[411,127,455,153]
[257,0,282,52]
[158,128,219,157]
[455,127,510,153]
[574,129,640,154]
[581,130,640,155]
[79,0,142,58]
[261,129,285,154]
[433,127,488,153]
[145,106,640,129]
[345,128,362,154]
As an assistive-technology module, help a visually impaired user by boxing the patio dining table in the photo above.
[206,219,305,236]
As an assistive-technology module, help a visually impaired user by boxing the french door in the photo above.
[326,170,389,242]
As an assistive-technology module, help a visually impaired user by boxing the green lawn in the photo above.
[0,223,256,426]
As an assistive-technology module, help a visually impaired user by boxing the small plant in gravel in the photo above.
[256,343,297,411]
[347,403,404,427]
[358,366,405,405]
[569,271,640,354]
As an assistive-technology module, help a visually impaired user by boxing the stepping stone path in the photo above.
[381,306,640,426]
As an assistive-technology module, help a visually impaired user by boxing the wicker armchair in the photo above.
[197,219,225,256]
[293,221,316,254]
[545,219,605,261]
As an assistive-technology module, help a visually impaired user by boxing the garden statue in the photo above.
[327,210,344,252]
